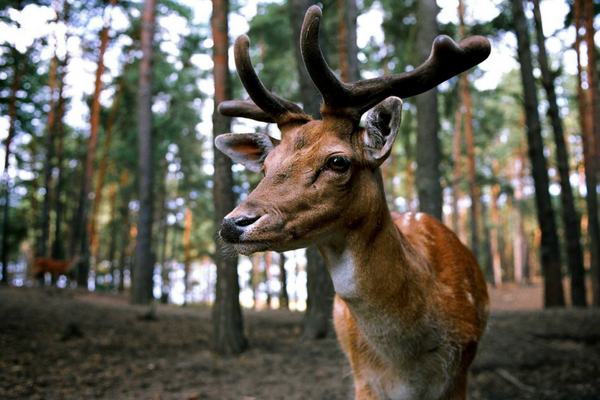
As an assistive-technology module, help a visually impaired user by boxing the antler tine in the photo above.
[225,35,308,124]
[300,5,491,118]
[218,100,276,123]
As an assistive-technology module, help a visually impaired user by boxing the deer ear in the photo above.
[363,97,403,168]
[215,133,279,173]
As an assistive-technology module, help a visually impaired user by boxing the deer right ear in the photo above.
[215,133,279,173]
[363,97,403,168]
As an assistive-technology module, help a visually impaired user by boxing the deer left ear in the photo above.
[363,97,403,168]
[215,133,279,173]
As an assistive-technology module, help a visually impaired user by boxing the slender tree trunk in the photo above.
[511,0,564,307]
[457,0,480,261]
[302,247,335,340]
[583,0,600,306]
[452,107,462,233]
[90,68,127,262]
[40,46,60,259]
[490,182,502,286]
[265,251,272,308]
[132,0,155,305]
[532,0,587,306]
[78,0,118,287]
[289,0,335,339]
[337,0,359,83]
[211,0,247,355]
[118,189,131,293]
[1,47,24,284]
[584,0,600,176]
[575,0,600,306]
[183,207,192,304]
[279,252,289,309]
[252,253,260,310]
[415,0,442,220]
[52,51,69,260]
[107,184,118,288]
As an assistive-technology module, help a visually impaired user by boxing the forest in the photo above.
[1,0,600,399]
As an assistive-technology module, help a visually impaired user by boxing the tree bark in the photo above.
[279,253,289,309]
[452,107,462,234]
[458,0,480,261]
[289,0,336,340]
[131,0,155,305]
[583,0,600,306]
[265,251,272,308]
[490,181,502,286]
[183,207,192,304]
[575,0,600,306]
[415,0,442,220]
[1,47,23,284]
[337,0,359,83]
[107,184,118,288]
[252,253,261,310]
[211,0,247,355]
[78,0,118,287]
[511,0,564,307]
[532,0,586,306]
[90,69,127,263]
[52,51,70,261]
[40,43,60,259]
[302,247,335,340]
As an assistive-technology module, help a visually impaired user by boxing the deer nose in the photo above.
[220,215,260,243]
[233,215,260,227]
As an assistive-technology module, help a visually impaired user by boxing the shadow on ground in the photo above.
[0,286,599,399]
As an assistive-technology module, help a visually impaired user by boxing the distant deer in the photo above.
[215,6,490,400]
[33,255,80,285]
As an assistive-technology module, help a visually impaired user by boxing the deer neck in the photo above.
[317,173,437,337]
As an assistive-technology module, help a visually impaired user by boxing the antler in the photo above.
[300,5,491,119]
[218,35,310,125]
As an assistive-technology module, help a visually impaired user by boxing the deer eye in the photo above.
[326,156,350,172]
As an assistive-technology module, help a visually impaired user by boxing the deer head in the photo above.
[215,6,490,256]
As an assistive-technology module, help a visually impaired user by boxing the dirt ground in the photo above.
[1,284,599,400]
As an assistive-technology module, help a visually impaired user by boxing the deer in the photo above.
[215,6,490,400]
[33,255,80,284]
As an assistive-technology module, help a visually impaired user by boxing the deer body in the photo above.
[33,256,79,281]
[214,6,490,399]
[329,211,488,399]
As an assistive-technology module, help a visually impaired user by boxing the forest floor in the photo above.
[1,283,599,400]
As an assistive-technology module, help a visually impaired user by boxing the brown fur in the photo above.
[220,113,489,399]
[33,256,79,281]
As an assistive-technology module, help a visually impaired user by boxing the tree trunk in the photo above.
[252,253,261,310]
[415,0,442,220]
[90,70,127,263]
[289,0,336,339]
[131,0,155,305]
[490,182,502,286]
[279,253,289,309]
[265,251,272,309]
[183,207,192,304]
[1,47,23,284]
[337,0,359,83]
[583,0,600,306]
[511,0,564,307]
[457,0,480,261]
[118,191,131,293]
[51,51,70,261]
[40,46,60,259]
[211,0,247,355]
[575,0,600,306]
[452,107,462,233]
[302,247,335,340]
[532,0,586,306]
[78,0,118,287]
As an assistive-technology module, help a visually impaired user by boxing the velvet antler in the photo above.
[300,5,491,119]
